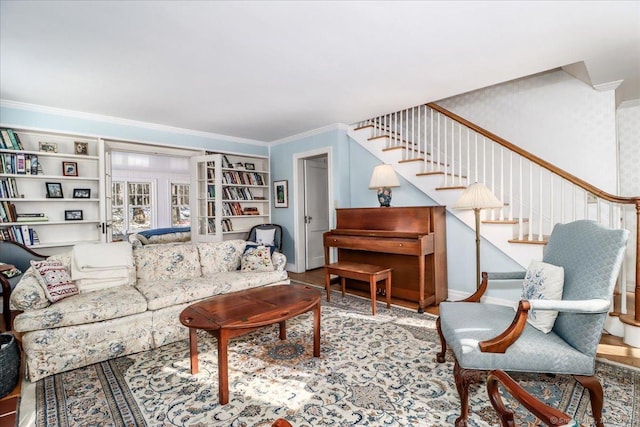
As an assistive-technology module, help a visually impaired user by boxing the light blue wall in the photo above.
[0,105,268,156]
[270,127,522,295]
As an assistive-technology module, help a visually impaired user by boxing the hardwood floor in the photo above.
[289,268,640,368]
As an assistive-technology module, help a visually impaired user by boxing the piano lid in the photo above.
[334,206,437,235]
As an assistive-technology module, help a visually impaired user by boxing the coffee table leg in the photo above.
[279,320,287,340]
[313,301,321,357]
[217,329,229,405]
[189,328,199,374]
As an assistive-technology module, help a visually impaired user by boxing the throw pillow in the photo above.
[30,260,79,303]
[240,245,275,272]
[520,260,565,333]
[255,228,276,246]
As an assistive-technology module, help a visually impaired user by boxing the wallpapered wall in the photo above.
[438,69,618,193]
[617,104,640,285]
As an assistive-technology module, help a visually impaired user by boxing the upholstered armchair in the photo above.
[247,223,283,252]
[437,220,629,427]
[0,240,47,330]
[487,370,577,427]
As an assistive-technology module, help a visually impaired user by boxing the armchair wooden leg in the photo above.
[436,316,447,363]
[453,360,483,427]
[574,375,604,427]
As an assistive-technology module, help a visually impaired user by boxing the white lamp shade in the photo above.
[453,182,503,210]
[369,164,400,189]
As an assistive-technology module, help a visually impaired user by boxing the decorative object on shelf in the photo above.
[74,141,89,155]
[73,188,91,199]
[64,210,83,221]
[243,207,259,215]
[235,162,244,169]
[368,164,400,207]
[244,163,255,170]
[45,182,64,198]
[38,142,58,153]
[452,182,503,288]
[62,161,78,177]
[273,180,288,208]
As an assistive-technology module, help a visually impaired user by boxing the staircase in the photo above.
[348,102,640,347]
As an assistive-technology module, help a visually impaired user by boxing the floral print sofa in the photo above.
[10,239,288,382]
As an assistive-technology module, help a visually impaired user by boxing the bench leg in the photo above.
[370,275,377,316]
[340,277,346,298]
[324,268,331,302]
[385,272,391,309]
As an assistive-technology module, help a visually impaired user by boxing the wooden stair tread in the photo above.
[483,218,528,224]
[398,158,424,163]
[435,185,466,191]
[508,237,549,245]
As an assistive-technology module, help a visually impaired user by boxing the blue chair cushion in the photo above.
[439,302,595,375]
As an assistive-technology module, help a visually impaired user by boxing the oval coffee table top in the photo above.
[179,284,321,330]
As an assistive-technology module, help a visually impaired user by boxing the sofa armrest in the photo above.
[272,252,287,271]
[9,269,50,311]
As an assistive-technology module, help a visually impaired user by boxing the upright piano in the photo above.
[323,206,447,312]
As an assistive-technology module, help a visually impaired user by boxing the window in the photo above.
[128,182,152,232]
[171,183,190,226]
[111,182,125,241]
[111,180,154,239]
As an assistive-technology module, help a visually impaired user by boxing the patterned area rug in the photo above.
[21,288,639,427]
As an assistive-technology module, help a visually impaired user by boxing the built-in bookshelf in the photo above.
[0,127,104,251]
[190,152,270,242]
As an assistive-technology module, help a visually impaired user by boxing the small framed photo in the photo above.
[74,141,89,155]
[39,142,58,153]
[65,210,83,221]
[45,182,64,198]
[235,162,244,169]
[73,188,91,199]
[244,163,255,170]
[273,180,288,208]
[62,161,78,176]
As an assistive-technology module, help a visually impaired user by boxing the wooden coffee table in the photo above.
[179,284,322,405]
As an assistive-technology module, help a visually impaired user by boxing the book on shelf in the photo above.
[16,215,49,222]
[0,129,15,149]
[7,130,24,150]
[243,207,260,215]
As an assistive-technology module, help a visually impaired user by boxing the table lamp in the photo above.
[453,182,503,288]
[369,164,400,207]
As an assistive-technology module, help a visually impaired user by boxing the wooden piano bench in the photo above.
[324,261,391,315]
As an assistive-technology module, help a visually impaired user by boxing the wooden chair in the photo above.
[0,240,47,331]
[436,220,629,427]
[487,370,577,427]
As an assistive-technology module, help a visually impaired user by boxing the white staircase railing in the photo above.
[356,102,640,332]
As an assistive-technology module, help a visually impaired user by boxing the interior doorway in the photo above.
[293,148,333,273]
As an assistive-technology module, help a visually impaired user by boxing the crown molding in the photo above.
[0,99,268,146]
[593,80,623,92]
[269,123,349,146]
[619,99,640,109]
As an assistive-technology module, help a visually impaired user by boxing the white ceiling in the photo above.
[1,1,639,142]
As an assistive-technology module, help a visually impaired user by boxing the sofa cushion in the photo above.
[133,243,201,284]
[197,239,246,274]
[137,270,289,311]
[9,270,51,311]
[241,246,275,272]
[13,286,148,333]
[30,260,79,303]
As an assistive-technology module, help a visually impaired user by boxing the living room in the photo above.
[1,1,640,426]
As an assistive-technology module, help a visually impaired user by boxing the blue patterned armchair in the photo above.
[437,220,629,427]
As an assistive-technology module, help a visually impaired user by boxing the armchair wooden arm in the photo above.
[460,272,489,302]
[479,300,531,353]
[487,370,576,427]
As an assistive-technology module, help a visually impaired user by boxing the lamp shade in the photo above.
[453,182,503,210]
[368,164,400,189]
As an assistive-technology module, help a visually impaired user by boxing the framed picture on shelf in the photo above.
[73,188,91,198]
[273,180,288,208]
[45,182,64,198]
[74,141,89,155]
[39,142,58,153]
[62,161,78,176]
[244,163,255,170]
[64,210,83,221]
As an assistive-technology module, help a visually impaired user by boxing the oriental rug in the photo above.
[19,288,639,427]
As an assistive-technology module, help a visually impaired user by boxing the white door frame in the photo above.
[292,147,333,273]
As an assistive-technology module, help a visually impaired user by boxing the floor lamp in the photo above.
[453,183,503,289]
